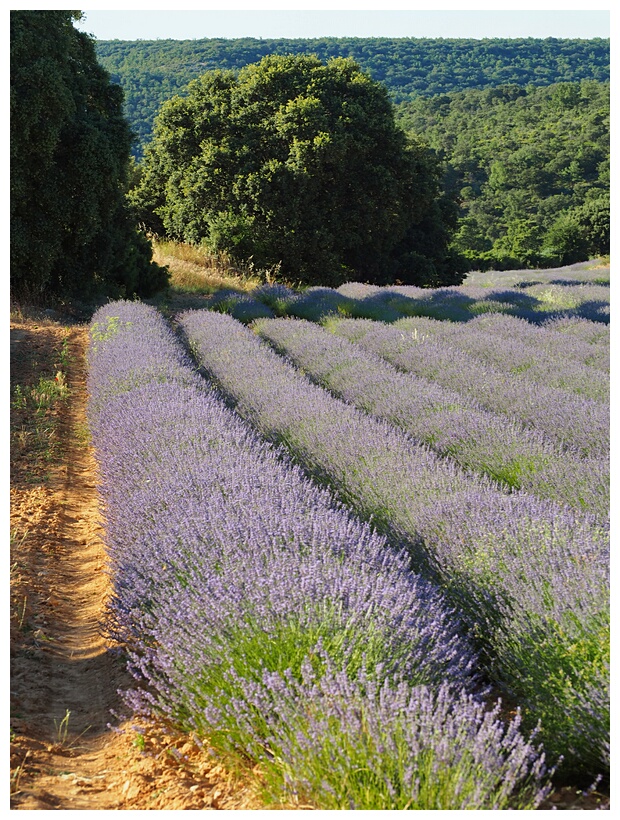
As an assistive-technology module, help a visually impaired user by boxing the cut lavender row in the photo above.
[87,302,556,808]
[328,318,609,457]
[181,309,609,777]
[390,316,609,402]
[254,317,608,519]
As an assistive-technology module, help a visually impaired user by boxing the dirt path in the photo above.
[9,314,265,810]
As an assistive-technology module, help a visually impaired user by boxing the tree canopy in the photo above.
[94,37,610,159]
[397,80,610,270]
[10,10,168,300]
[132,54,463,287]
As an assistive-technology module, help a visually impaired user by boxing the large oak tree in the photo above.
[132,54,463,287]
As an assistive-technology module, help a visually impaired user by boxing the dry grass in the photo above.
[586,255,610,270]
[152,240,267,295]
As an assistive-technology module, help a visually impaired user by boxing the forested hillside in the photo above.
[94,37,610,158]
[397,80,609,269]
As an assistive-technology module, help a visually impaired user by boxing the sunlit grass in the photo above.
[10,329,71,480]
[152,239,265,295]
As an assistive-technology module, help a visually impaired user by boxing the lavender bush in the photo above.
[328,318,609,458]
[391,316,609,402]
[203,288,275,322]
[465,313,610,372]
[222,661,553,809]
[253,261,610,327]
[252,282,298,315]
[518,282,610,323]
[336,281,383,299]
[463,260,609,289]
[332,270,610,325]
[415,490,609,777]
[281,286,353,322]
[288,300,612,386]
[88,301,558,808]
[255,317,608,518]
[344,284,474,322]
[179,309,497,557]
[544,314,611,346]
[181,309,609,778]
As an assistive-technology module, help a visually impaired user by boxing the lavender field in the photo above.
[88,263,609,809]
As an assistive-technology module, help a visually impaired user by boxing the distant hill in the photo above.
[94,37,610,157]
[397,80,610,270]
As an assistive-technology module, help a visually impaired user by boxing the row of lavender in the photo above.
[412,311,610,369]
[180,309,609,780]
[253,317,608,520]
[325,318,608,458]
[463,259,610,289]
[212,283,610,396]
[386,314,609,401]
[337,277,610,324]
[87,302,553,809]
[201,269,610,327]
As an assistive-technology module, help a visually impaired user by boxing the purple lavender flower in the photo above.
[255,316,608,518]
[391,315,609,402]
[329,317,609,457]
[218,658,555,809]
[180,308,609,777]
[252,282,298,316]
[543,314,610,347]
[333,272,610,325]
[204,289,275,322]
[87,300,563,808]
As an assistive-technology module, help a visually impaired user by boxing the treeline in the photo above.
[94,37,610,158]
[397,80,610,270]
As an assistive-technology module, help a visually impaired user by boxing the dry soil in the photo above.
[9,312,267,810]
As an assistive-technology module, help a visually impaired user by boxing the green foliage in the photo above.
[499,611,609,779]
[558,196,610,259]
[92,37,609,159]
[91,315,131,345]
[10,10,168,300]
[542,213,589,266]
[132,54,459,287]
[397,81,609,271]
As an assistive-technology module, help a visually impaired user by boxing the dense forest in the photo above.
[94,37,610,158]
[397,80,610,269]
[91,35,610,272]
